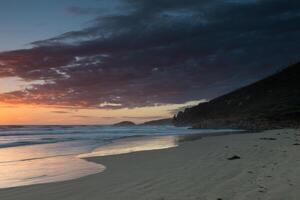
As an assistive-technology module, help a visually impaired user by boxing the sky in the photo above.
[0,0,299,124]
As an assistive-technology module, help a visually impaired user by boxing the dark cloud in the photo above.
[66,6,103,16]
[0,0,299,108]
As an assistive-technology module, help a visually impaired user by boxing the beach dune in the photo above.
[0,129,300,200]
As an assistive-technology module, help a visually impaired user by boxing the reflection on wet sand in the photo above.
[78,136,179,158]
[0,136,179,189]
[0,141,104,189]
[0,155,105,189]
[0,134,204,189]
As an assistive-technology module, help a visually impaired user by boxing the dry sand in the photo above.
[0,129,300,200]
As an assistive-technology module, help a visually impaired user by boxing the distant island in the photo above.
[112,118,172,127]
[112,121,136,126]
[173,63,300,130]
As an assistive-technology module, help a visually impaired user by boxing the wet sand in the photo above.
[0,129,300,200]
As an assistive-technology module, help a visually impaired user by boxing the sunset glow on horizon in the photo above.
[0,100,204,125]
[0,73,204,125]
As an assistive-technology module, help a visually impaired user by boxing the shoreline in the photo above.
[79,129,247,159]
[0,129,244,189]
[0,129,299,200]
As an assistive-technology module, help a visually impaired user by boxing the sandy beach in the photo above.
[0,129,300,200]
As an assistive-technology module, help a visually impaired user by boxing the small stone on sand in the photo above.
[227,155,241,160]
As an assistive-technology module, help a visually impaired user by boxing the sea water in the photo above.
[0,125,240,188]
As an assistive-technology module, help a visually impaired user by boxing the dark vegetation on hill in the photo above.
[173,63,300,130]
[140,118,172,126]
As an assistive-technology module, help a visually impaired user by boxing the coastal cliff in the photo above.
[173,63,300,130]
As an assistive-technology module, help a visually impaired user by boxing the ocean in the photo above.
[0,125,240,188]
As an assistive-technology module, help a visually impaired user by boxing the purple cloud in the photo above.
[0,0,299,108]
